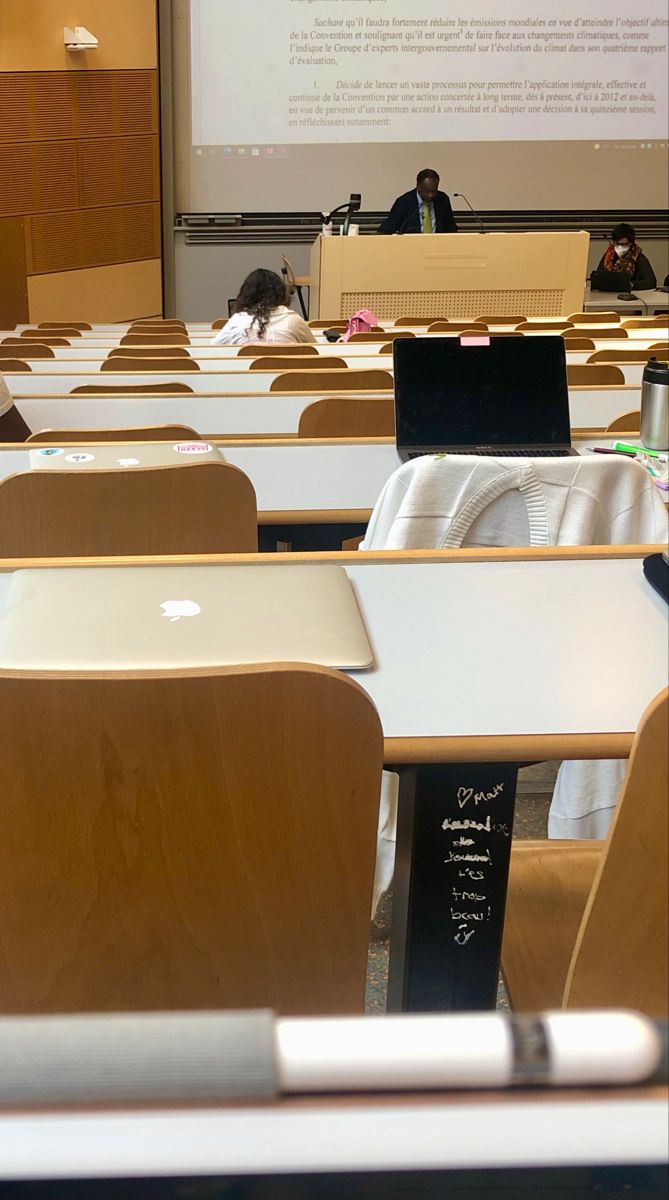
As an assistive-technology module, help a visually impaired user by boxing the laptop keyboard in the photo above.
[407,448,573,459]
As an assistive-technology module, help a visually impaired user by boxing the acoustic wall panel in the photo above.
[0,71,157,142]
[26,203,161,274]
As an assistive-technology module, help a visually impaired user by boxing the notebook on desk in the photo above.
[29,441,225,470]
[0,565,374,672]
[394,334,577,460]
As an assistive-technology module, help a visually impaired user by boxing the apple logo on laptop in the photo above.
[160,599,201,622]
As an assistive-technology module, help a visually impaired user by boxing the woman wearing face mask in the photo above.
[592,223,657,291]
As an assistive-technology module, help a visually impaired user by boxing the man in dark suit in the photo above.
[378,169,458,235]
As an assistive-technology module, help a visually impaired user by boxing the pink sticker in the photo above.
[460,336,491,346]
[172,442,213,455]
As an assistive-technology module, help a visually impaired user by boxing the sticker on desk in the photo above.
[117,458,140,467]
[65,453,95,464]
[460,336,490,347]
[172,442,213,455]
[35,447,64,457]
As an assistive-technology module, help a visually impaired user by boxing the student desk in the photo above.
[584,286,669,315]
[0,548,665,1012]
[0,1085,666,1184]
[10,386,643,436]
[0,435,652,532]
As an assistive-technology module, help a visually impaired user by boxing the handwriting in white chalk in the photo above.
[456,782,504,810]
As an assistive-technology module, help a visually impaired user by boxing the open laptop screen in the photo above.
[394,335,571,449]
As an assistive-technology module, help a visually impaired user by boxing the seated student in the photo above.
[211,268,316,346]
[591,223,657,292]
[0,371,30,441]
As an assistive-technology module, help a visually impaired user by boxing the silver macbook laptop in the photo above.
[0,565,373,672]
[29,441,225,470]
[394,335,577,460]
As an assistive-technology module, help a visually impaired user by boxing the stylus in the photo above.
[276,1011,663,1091]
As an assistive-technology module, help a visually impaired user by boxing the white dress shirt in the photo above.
[211,306,316,346]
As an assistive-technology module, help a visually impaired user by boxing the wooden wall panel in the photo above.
[0,218,29,327]
[0,71,158,143]
[0,1,158,73]
[27,260,162,323]
[0,1,161,323]
[26,203,161,274]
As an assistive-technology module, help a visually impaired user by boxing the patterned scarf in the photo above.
[603,242,642,276]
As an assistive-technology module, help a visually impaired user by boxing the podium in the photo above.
[308,232,589,321]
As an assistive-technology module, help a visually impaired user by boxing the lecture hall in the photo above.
[0,1,667,1195]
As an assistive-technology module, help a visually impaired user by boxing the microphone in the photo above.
[323,193,361,235]
[454,193,485,234]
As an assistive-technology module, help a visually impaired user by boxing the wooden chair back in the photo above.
[37,322,92,331]
[588,347,668,364]
[567,311,620,324]
[0,405,31,441]
[0,359,32,371]
[71,382,195,395]
[362,332,414,347]
[566,364,626,386]
[579,326,628,339]
[0,344,54,359]
[428,322,488,333]
[0,462,257,556]
[560,336,596,351]
[475,315,527,325]
[0,664,383,1014]
[298,397,395,438]
[605,410,641,433]
[250,356,347,371]
[27,424,201,443]
[101,357,200,372]
[20,327,82,338]
[2,336,70,347]
[650,342,669,351]
[621,317,669,330]
[516,321,573,332]
[237,344,318,356]
[343,329,389,341]
[393,317,437,326]
[130,320,186,328]
[309,320,347,329]
[564,690,668,1014]
[107,346,191,359]
[270,369,393,393]
[120,333,190,347]
[211,318,227,330]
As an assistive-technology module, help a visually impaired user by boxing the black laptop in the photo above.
[591,267,634,293]
[394,334,578,460]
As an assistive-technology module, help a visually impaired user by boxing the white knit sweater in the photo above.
[362,453,668,839]
[361,454,668,550]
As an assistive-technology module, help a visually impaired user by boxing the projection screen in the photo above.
[180,0,669,213]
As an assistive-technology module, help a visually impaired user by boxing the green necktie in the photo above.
[422,202,433,234]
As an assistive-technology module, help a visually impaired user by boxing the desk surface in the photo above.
[12,386,642,437]
[0,436,652,524]
[0,1087,665,1179]
[584,286,669,314]
[0,550,665,763]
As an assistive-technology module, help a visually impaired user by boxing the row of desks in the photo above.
[1,546,665,1015]
[0,434,648,527]
[10,386,642,435]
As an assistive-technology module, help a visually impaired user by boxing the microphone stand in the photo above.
[454,193,485,234]
[323,194,361,236]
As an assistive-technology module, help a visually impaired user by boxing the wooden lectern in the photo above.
[308,232,589,321]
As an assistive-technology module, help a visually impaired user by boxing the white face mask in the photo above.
[614,244,631,257]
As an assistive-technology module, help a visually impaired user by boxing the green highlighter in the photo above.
[614,441,663,459]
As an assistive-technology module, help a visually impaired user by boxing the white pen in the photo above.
[276,1011,664,1092]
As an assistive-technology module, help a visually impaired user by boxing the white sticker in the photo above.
[117,457,140,467]
[65,453,95,464]
[35,447,64,457]
[160,600,201,622]
[172,442,213,455]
